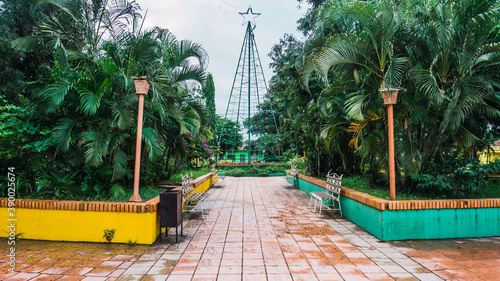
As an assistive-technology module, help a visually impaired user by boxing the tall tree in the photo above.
[203,73,216,132]
[9,0,211,195]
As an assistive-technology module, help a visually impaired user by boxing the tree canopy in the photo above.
[0,0,214,199]
[263,0,500,194]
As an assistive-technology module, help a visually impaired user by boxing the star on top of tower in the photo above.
[239,6,260,27]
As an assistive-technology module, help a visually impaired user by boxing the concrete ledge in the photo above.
[0,172,217,244]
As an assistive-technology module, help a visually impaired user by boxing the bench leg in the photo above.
[318,200,323,216]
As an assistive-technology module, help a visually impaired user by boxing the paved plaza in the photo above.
[2,176,500,280]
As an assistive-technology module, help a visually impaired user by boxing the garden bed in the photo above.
[340,176,500,200]
[0,172,217,244]
[288,171,500,241]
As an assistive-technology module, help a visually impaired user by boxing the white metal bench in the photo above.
[211,164,218,181]
[211,164,223,183]
[284,165,297,187]
[181,172,210,215]
[309,172,343,216]
[212,164,225,187]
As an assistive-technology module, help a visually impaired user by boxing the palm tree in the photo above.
[12,0,211,187]
[303,0,500,186]
[302,0,410,179]
[406,0,500,172]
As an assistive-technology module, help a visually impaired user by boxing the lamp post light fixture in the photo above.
[379,86,401,201]
[129,76,151,202]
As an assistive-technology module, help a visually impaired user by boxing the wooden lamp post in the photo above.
[379,86,400,201]
[129,77,151,202]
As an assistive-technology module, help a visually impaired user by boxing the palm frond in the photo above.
[409,68,446,105]
[81,130,110,166]
[141,127,163,161]
[111,149,128,181]
[51,117,76,152]
[35,80,74,112]
[10,36,41,53]
[384,57,410,87]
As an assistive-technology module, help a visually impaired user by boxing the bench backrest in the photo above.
[291,165,297,177]
[181,172,194,196]
[326,172,342,195]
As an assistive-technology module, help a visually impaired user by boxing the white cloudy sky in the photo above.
[137,0,309,115]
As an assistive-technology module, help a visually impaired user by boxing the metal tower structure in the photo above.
[219,6,281,164]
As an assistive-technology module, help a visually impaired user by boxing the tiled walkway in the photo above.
[2,176,500,280]
[0,240,150,280]
[129,177,442,281]
[168,176,395,281]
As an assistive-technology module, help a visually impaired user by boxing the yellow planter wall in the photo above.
[0,172,217,244]
[0,208,158,244]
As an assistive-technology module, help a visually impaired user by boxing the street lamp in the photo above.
[379,86,401,201]
[129,77,151,202]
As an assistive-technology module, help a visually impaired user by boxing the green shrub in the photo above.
[286,156,308,175]
[103,228,116,242]
[230,168,247,177]
[166,166,212,183]
[411,157,500,198]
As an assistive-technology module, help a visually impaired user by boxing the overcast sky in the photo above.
[138,0,309,115]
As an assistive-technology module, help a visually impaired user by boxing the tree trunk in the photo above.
[419,125,438,174]
[427,129,446,172]
[317,124,321,177]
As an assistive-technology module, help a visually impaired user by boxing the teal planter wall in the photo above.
[382,208,500,240]
[290,175,500,241]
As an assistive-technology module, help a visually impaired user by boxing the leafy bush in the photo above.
[109,184,126,201]
[222,165,286,177]
[228,168,247,177]
[411,157,500,198]
[166,166,212,183]
[286,156,308,175]
[36,171,79,199]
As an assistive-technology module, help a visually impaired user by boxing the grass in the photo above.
[20,166,215,202]
[469,177,500,199]
[109,166,214,201]
[219,165,287,176]
[339,176,500,200]
[163,166,212,183]
[108,187,164,202]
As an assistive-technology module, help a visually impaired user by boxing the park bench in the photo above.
[212,164,225,187]
[284,165,297,187]
[181,172,210,215]
[309,172,343,216]
[213,164,226,186]
[211,164,218,180]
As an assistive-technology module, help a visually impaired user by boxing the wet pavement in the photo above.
[1,176,500,280]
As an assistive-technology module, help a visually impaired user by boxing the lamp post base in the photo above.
[129,193,142,202]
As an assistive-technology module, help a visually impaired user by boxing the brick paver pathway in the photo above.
[158,177,439,281]
[3,176,500,280]
[0,239,150,280]
[393,238,500,281]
